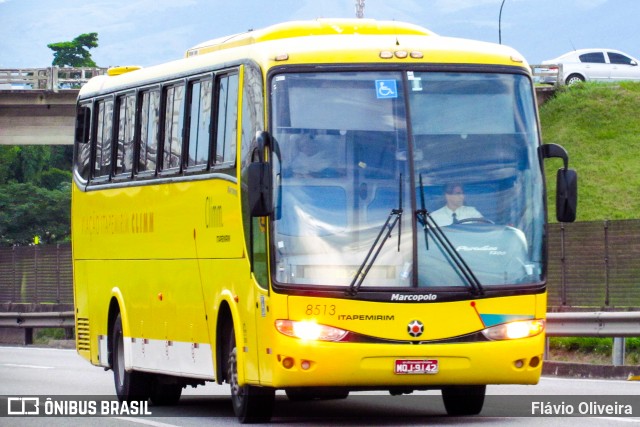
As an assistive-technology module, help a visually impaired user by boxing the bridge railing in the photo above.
[531,63,563,87]
[0,67,107,91]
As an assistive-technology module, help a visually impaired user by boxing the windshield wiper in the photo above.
[416,174,484,296]
[347,175,403,296]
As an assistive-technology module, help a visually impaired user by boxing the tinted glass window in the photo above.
[74,103,92,182]
[163,84,185,171]
[187,79,212,167]
[608,52,634,65]
[115,93,136,176]
[579,52,605,63]
[94,98,113,179]
[216,74,238,165]
[139,90,160,173]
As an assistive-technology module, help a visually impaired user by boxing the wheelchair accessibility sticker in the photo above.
[375,79,398,99]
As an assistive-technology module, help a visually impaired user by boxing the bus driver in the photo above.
[430,183,483,226]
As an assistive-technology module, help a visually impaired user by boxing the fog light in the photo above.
[514,359,524,369]
[282,357,294,369]
[301,360,311,370]
[530,356,541,368]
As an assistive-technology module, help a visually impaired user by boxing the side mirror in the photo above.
[247,131,274,217]
[540,143,578,222]
[556,168,577,222]
[248,160,273,217]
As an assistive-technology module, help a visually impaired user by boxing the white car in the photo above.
[541,48,640,85]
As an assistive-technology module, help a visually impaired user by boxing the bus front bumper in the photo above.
[265,333,544,389]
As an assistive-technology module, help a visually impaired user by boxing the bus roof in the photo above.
[79,19,528,99]
[185,19,434,57]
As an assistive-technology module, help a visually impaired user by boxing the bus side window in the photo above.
[214,73,238,167]
[74,103,92,182]
[138,89,160,174]
[94,97,114,180]
[115,93,136,177]
[162,84,185,172]
[186,78,213,168]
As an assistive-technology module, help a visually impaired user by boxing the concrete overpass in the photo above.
[0,66,557,146]
[0,67,105,145]
[0,89,78,145]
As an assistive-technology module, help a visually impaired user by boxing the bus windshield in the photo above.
[270,70,545,290]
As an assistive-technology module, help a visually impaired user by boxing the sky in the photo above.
[1,0,639,68]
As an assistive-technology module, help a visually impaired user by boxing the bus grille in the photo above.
[76,318,90,351]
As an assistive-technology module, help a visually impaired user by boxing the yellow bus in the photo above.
[72,19,577,422]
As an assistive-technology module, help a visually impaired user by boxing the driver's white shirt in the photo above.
[429,205,483,226]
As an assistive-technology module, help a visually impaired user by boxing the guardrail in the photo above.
[1,311,637,366]
[546,311,640,366]
[0,67,107,92]
[0,311,74,345]
[530,63,563,87]
[546,312,640,338]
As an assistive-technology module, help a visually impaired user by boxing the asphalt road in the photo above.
[0,345,639,426]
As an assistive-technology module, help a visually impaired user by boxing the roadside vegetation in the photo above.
[540,81,640,364]
[541,81,640,222]
[0,145,72,245]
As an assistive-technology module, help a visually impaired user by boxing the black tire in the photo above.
[112,313,151,402]
[441,385,486,416]
[149,378,182,406]
[227,330,275,423]
[565,74,585,86]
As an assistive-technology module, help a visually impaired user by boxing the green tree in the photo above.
[0,183,70,245]
[0,145,72,246]
[0,146,20,184]
[47,33,99,67]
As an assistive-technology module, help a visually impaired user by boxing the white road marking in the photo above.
[1,363,54,369]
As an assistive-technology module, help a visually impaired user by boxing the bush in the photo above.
[549,337,613,355]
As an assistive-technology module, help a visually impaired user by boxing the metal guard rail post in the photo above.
[0,311,75,345]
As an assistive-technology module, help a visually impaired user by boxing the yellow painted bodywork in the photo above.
[73,18,541,389]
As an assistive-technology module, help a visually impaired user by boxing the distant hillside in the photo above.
[540,82,640,222]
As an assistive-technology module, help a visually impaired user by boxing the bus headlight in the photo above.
[481,319,545,341]
[275,320,348,342]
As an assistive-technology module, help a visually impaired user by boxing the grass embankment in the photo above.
[540,82,640,363]
[541,82,640,221]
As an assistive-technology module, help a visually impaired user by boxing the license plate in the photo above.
[394,359,438,375]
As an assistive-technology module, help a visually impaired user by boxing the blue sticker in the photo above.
[375,79,398,99]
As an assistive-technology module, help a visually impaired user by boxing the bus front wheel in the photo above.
[112,313,150,402]
[441,385,485,416]
[227,331,274,423]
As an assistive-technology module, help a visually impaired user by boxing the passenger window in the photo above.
[139,89,160,173]
[94,98,113,179]
[74,103,92,182]
[115,93,136,176]
[608,52,633,65]
[579,52,605,63]
[187,78,212,168]
[163,84,185,171]
[215,74,238,166]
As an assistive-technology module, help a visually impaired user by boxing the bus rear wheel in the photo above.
[112,313,151,402]
[227,331,274,423]
[441,385,486,416]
